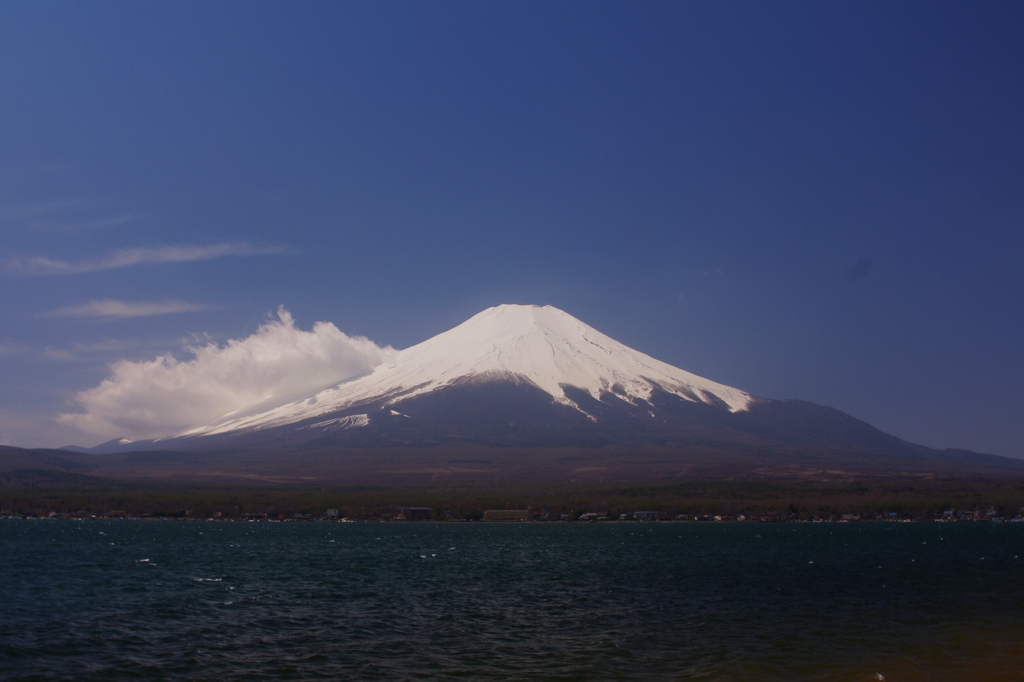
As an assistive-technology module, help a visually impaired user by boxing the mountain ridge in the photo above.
[176,304,751,437]
[53,304,1020,478]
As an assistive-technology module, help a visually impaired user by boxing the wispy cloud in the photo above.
[0,197,90,220]
[0,407,81,449]
[0,197,138,232]
[41,299,218,319]
[42,348,77,362]
[2,242,289,276]
[70,339,134,353]
[0,337,136,363]
[36,338,145,363]
[40,214,139,231]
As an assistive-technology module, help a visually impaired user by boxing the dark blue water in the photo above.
[2,520,1022,681]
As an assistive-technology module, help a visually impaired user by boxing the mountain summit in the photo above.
[76,304,1015,477]
[181,304,750,437]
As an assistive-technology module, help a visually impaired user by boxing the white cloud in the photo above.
[58,308,395,441]
[2,242,288,276]
[42,299,216,318]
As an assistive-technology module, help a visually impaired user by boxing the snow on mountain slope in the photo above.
[179,305,751,436]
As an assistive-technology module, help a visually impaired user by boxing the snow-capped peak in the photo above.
[180,304,750,436]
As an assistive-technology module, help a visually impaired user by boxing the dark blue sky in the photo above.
[1,1,1022,455]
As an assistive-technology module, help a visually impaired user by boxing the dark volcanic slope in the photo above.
[168,381,948,456]
[79,380,1023,479]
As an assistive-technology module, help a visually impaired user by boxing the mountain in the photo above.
[61,438,141,454]
[177,304,750,439]
[65,304,1016,476]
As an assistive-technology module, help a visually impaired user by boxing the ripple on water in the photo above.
[1,521,1022,681]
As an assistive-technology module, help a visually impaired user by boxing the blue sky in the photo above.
[1,1,1022,456]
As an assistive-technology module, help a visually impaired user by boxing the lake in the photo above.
[2,520,1022,681]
